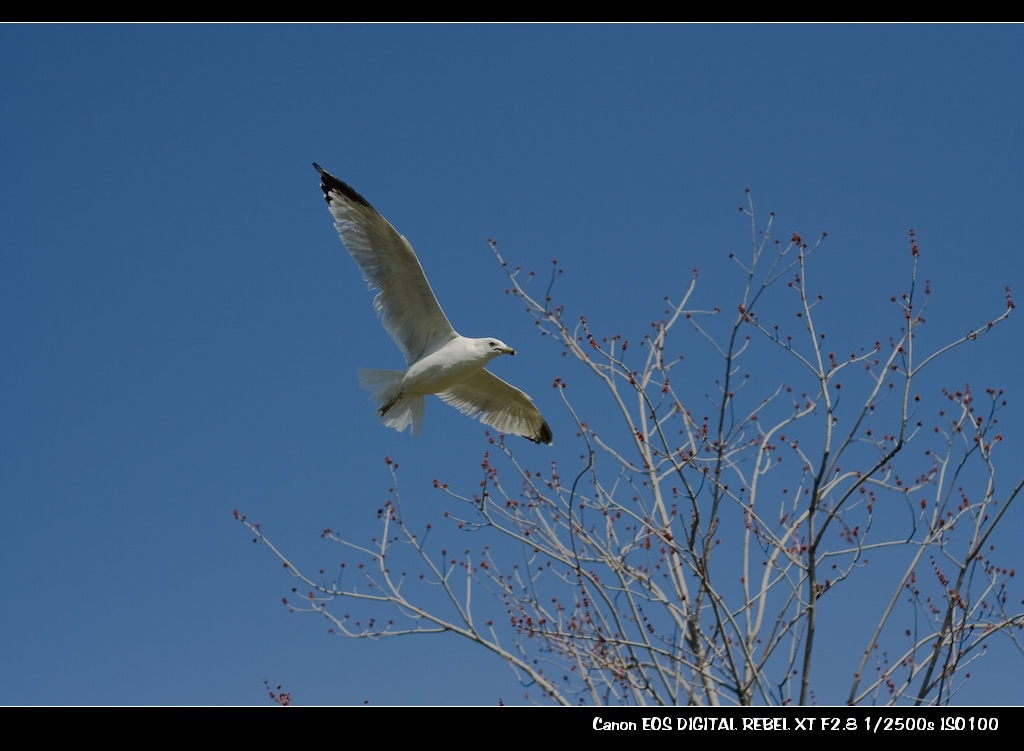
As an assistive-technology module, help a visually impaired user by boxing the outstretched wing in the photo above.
[315,163,457,365]
[437,369,553,445]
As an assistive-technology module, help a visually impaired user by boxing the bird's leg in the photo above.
[379,393,402,416]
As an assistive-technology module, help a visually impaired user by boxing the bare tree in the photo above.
[238,195,1022,706]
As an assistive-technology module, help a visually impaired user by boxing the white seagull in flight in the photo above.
[314,163,552,445]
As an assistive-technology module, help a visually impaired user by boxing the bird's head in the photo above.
[480,338,516,359]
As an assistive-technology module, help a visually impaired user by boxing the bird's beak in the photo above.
[503,346,516,356]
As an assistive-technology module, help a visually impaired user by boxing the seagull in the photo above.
[314,163,553,445]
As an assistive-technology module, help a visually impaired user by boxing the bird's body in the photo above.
[314,163,552,444]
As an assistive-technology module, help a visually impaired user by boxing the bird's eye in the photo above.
[489,341,497,346]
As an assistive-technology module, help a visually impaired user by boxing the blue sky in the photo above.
[3,23,1023,706]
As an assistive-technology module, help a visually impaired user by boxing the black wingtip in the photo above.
[313,162,374,209]
[532,421,554,445]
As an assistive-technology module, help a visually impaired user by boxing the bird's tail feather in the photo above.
[358,369,424,435]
